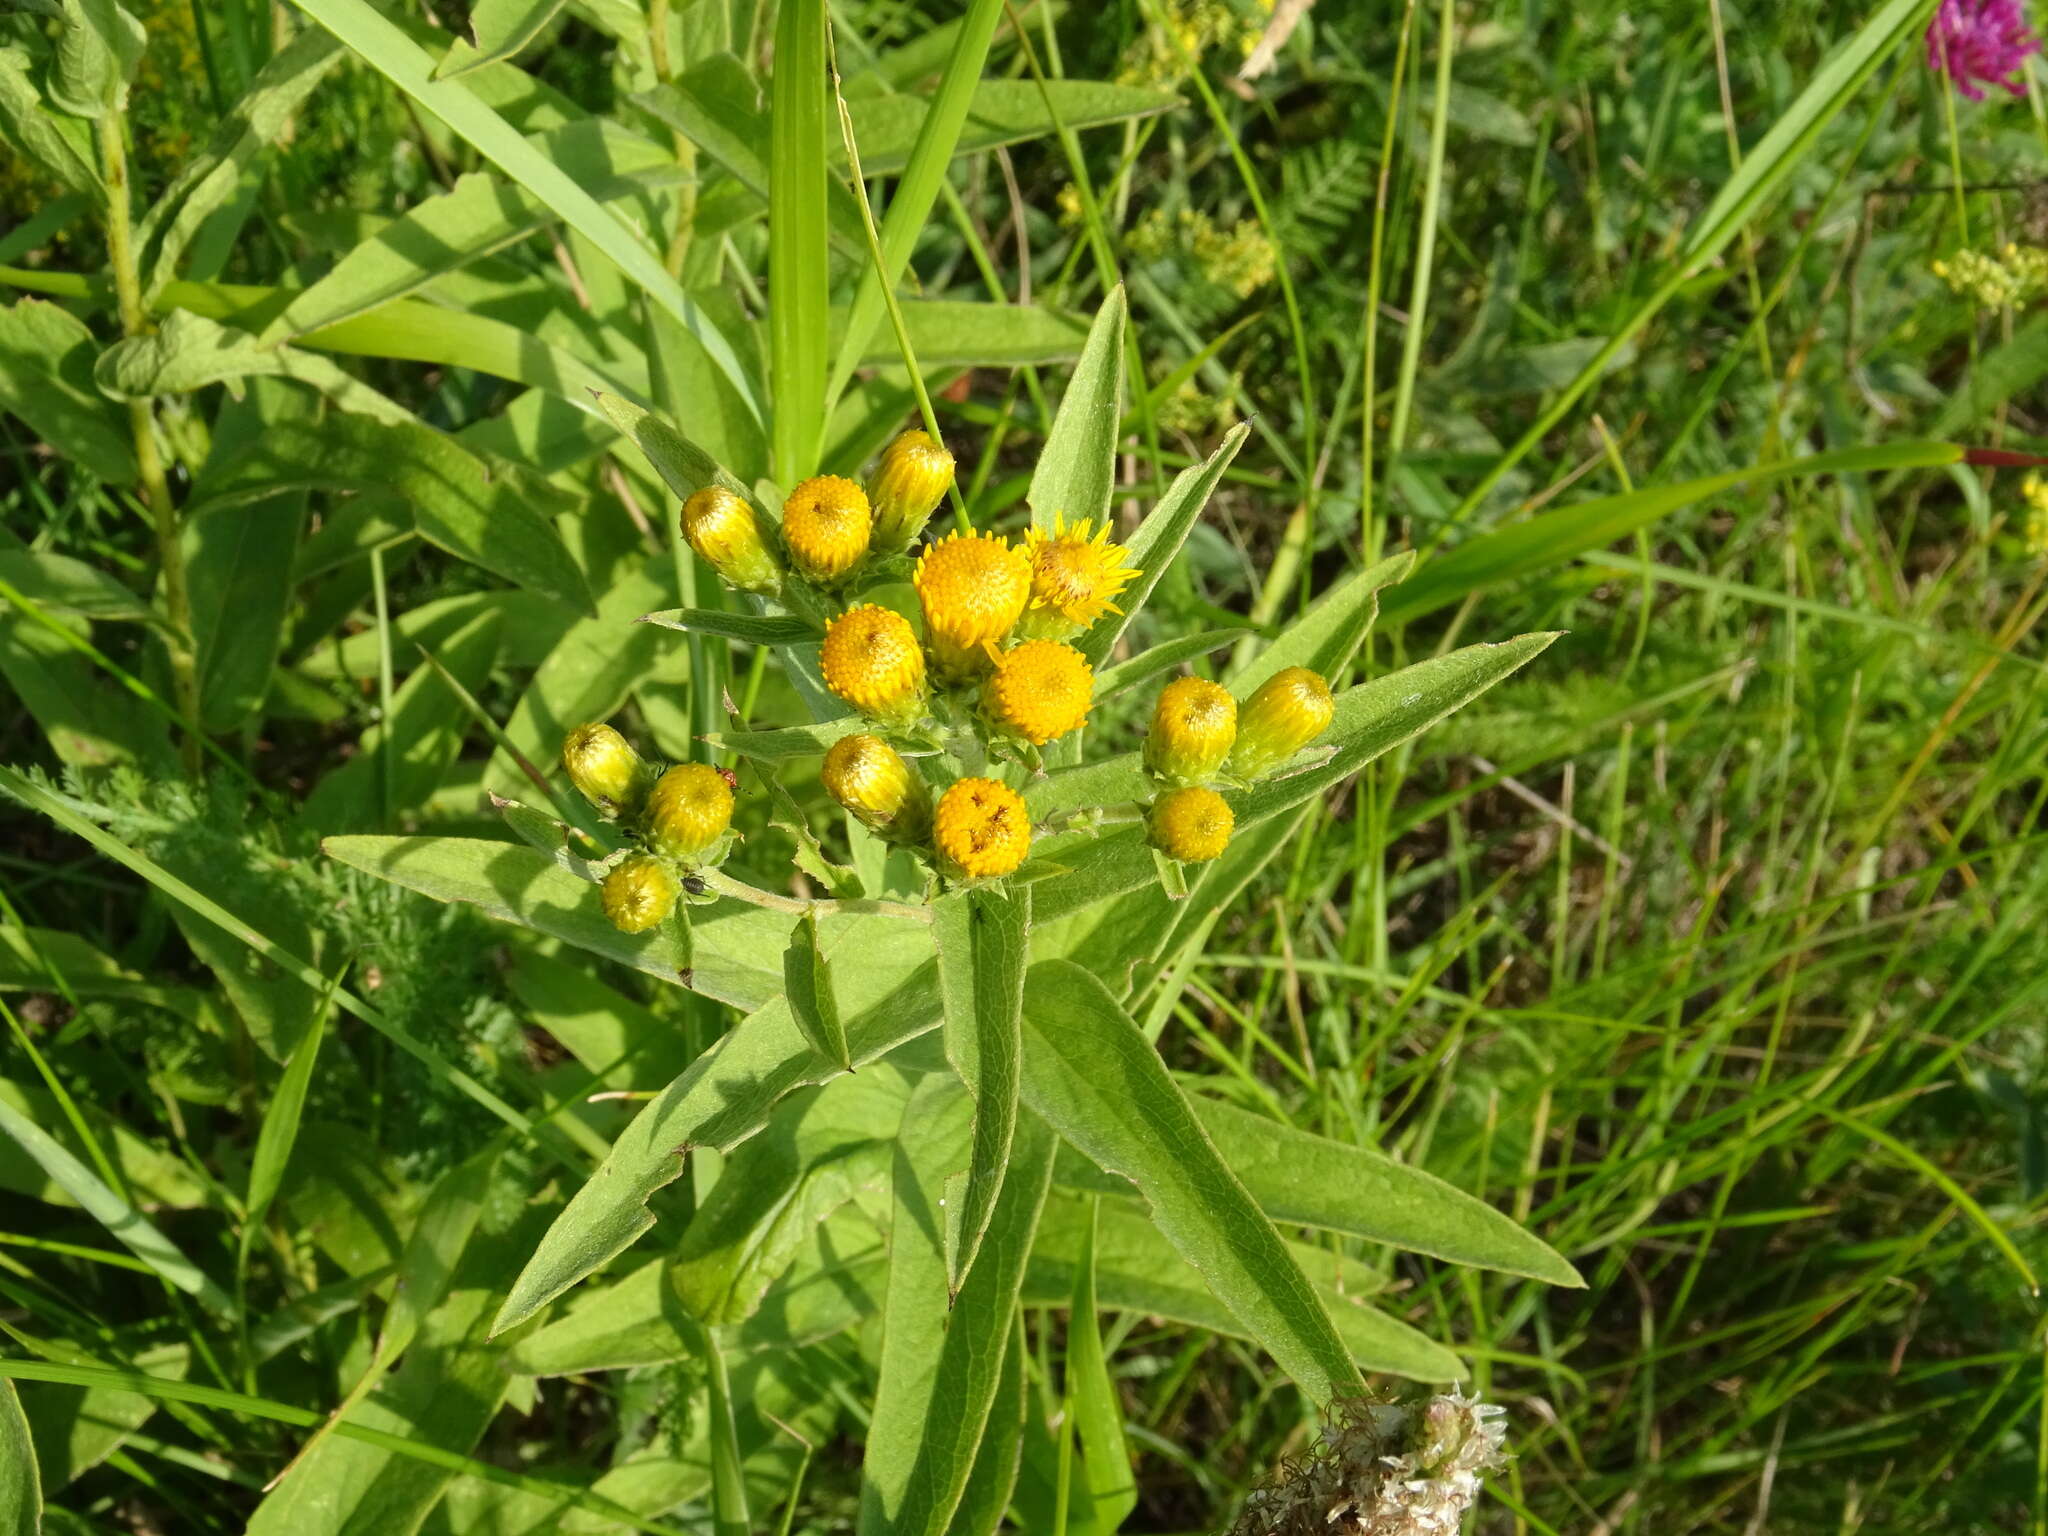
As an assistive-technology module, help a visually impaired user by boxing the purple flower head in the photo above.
[1927,0,2040,101]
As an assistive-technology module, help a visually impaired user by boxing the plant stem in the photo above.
[98,110,201,775]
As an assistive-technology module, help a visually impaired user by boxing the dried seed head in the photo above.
[680,486,781,594]
[601,855,680,934]
[1148,785,1235,863]
[822,732,930,840]
[934,776,1031,879]
[1144,676,1238,785]
[984,640,1094,746]
[820,605,927,723]
[782,475,873,583]
[645,762,734,860]
[867,429,955,551]
[1230,667,1335,780]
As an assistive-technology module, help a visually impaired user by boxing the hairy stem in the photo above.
[99,110,201,775]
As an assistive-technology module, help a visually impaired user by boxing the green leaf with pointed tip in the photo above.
[484,910,941,1335]
[0,1379,38,1535]
[1092,627,1250,701]
[1065,1199,1137,1531]
[705,718,872,760]
[935,885,1030,1294]
[0,51,104,200]
[783,911,852,1070]
[1081,421,1246,665]
[0,299,138,482]
[1229,549,1416,694]
[951,1316,1027,1536]
[593,390,756,506]
[1029,286,1125,532]
[844,80,1179,175]
[639,607,818,645]
[433,0,566,75]
[1020,960,1363,1403]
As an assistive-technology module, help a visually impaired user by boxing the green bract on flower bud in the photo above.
[645,762,735,860]
[1144,676,1237,785]
[601,855,679,934]
[1148,785,1235,864]
[562,723,654,819]
[821,732,931,842]
[1228,667,1334,781]
[681,486,781,595]
[867,430,955,551]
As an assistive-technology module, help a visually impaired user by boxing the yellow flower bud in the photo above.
[681,486,781,595]
[1144,677,1236,785]
[820,605,928,723]
[1148,786,1234,863]
[933,776,1032,880]
[645,762,734,860]
[562,723,654,819]
[601,854,680,933]
[1016,515,1140,641]
[1229,667,1335,780]
[782,475,872,583]
[822,732,931,841]
[867,430,955,551]
[914,531,1031,679]
[983,639,1094,746]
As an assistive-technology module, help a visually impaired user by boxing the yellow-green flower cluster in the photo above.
[1128,208,1279,299]
[1115,0,1271,87]
[561,726,737,934]
[1932,243,2048,310]
[2024,473,2048,557]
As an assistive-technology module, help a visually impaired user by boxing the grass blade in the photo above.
[770,0,830,484]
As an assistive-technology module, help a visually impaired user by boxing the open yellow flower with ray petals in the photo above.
[1018,514,1140,640]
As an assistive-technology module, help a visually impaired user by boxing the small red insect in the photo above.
[715,767,739,790]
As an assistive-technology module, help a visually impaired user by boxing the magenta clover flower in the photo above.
[1927,0,2040,101]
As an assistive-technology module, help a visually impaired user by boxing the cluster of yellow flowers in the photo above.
[561,429,1337,928]
[1127,207,1279,300]
[1931,243,2048,310]
[2024,473,2048,557]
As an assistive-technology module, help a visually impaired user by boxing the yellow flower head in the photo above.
[821,605,927,722]
[681,486,781,595]
[1144,677,1236,785]
[782,475,873,583]
[1017,515,1141,640]
[914,531,1032,676]
[867,430,956,551]
[983,639,1094,746]
[822,732,930,840]
[934,776,1032,879]
[601,854,680,933]
[1230,666,1335,780]
[1148,785,1235,863]
[645,762,735,860]
[562,722,653,819]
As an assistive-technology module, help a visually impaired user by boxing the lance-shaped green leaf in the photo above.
[1019,960,1363,1403]
[594,390,756,506]
[862,1086,1056,1536]
[136,28,344,297]
[0,1379,38,1536]
[639,608,819,646]
[674,1070,907,1323]
[1029,286,1125,532]
[935,884,1030,1294]
[704,718,872,761]
[783,911,852,1071]
[96,310,413,424]
[1093,627,1251,700]
[433,0,566,76]
[0,49,102,199]
[1064,1199,1137,1531]
[1080,420,1246,665]
[189,414,596,616]
[1229,548,1416,694]
[951,1316,1027,1536]
[487,913,942,1335]
[843,79,1179,175]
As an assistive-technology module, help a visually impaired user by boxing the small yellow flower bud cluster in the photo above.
[1128,208,1278,300]
[562,723,738,934]
[2025,474,2048,558]
[1140,666,1334,865]
[1931,244,2048,310]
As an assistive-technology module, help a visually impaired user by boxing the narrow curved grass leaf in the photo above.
[0,1093,233,1315]
[1020,959,1364,1402]
[287,0,761,421]
[1030,286,1126,532]
[935,885,1031,1294]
